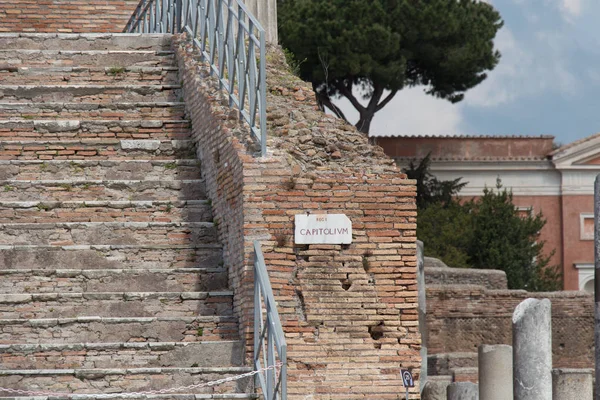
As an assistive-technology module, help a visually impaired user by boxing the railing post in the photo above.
[254,256,261,394]
[175,0,183,32]
[259,29,267,157]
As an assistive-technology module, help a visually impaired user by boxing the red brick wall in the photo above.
[427,285,593,368]
[0,0,139,33]
[561,195,594,290]
[174,35,421,399]
[374,136,554,161]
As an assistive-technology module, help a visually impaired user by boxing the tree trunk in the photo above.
[355,111,375,134]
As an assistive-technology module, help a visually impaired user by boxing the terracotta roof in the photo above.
[550,132,600,157]
[393,155,552,162]
[370,133,555,139]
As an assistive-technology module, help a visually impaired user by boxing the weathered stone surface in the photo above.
[0,268,228,293]
[0,179,206,201]
[513,298,552,400]
[0,316,238,344]
[0,341,243,369]
[551,368,592,400]
[0,159,201,181]
[0,33,246,399]
[0,291,234,319]
[447,382,479,400]
[0,244,223,270]
[479,344,513,400]
[0,366,251,394]
[422,378,451,400]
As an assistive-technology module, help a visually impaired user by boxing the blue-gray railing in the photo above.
[124,0,268,156]
[254,241,287,400]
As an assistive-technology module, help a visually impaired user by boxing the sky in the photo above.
[332,0,600,145]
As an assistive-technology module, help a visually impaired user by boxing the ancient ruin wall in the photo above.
[427,284,593,369]
[174,35,421,399]
[0,0,139,33]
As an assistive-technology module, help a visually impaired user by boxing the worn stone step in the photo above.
[0,316,238,344]
[0,179,206,201]
[0,244,223,270]
[0,268,227,293]
[0,49,175,67]
[0,66,179,85]
[0,33,174,51]
[0,395,257,400]
[0,366,251,395]
[0,222,217,246]
[0,139,194,160]
[0,341,242,370]
[0,291,234,319]
[0,102,186,120]
[0,160,201,181]
[0,85,181,103]
[0,119,190,140]
[0,200,212,223]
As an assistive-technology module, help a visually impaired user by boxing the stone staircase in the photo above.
[0,33,251,400]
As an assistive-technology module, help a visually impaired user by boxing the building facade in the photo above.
[374,134,600,292]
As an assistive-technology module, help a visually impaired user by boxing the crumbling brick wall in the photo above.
[0,0,139,33]
[174,34,421,399]
[427,285,593,369]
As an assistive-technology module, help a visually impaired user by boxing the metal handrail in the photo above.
[254,241,287,400]
[124,0,268,156]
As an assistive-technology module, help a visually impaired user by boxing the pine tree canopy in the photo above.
[278,0,504,134]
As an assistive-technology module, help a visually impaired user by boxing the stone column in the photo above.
[552,369,593,400]
[417,240,427,393]
[447,382,479,400]
[512,298,552,400]
[479,344,513,400]
[244,0,278,43]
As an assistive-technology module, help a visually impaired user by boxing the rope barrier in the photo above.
[0,362,282,398]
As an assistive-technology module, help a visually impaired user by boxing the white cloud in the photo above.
[464,27,579,108]
[560,0,582,18]
[331,86,464,137]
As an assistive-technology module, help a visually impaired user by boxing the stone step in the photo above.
[0,102,186,120]
[0,341,242,369]
[0,49,175,67]
[0,119,190,140]
[0,244,223,270]
[0,85,181,103]
[0,268,227,293]
[0,291,234,319]
[0,33,174,51]
[0,139,194,160]
[0,316,238,344]
[0,200,212,223]
[0,159,201,181]
[0,222,217,246]
[0,66,179,85]
[0,179,206,201]
[0,395,257,400]
[0,366,251,396]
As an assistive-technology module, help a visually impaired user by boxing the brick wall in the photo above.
[427,285,593,369]
[425,267,508,290]
[0,0,139,33]
[174,35,421,399]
